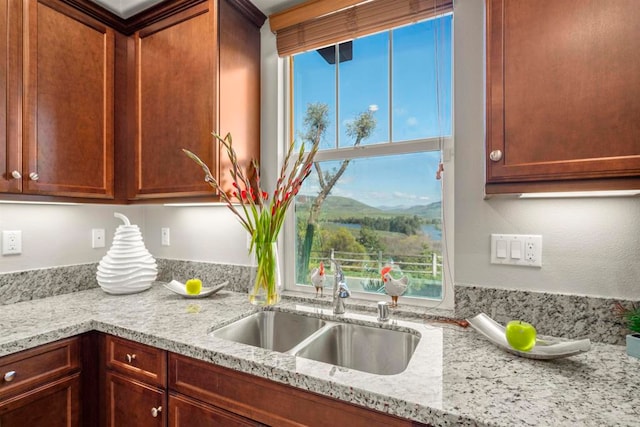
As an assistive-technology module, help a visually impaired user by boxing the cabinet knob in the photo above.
[489,150,503,162]
[126,353,136,363]
[29,172,39,181]
[10,171,21,179]
[3,371,16,382]
[151,406,162,418]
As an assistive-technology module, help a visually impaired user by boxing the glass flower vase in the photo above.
[249,240,281,306]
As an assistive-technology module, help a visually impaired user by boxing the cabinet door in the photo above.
[131,1,217,200]
[106,371,166,427]
[218,0,260,194]
[168,393,261,427]
[23,0,114,198]
[0,0,21,193]
[0,373,80,427]
[486,0,640,194]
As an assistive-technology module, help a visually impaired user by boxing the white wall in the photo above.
[143,205,250,265]
[1,3,638,301]
[453,0,640,299]
[0,204,144,272]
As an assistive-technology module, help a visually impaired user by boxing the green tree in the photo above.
[358,225,384,253]
[297,104,377,282]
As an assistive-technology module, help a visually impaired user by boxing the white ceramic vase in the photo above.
[96,213,158,295]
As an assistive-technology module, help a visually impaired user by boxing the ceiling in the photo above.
[88,0,305,19]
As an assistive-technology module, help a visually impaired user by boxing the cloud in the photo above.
[394,107,408,116]
[389,192,431,202]
[368,104,379,112]
[392,191,418,200]
[406,117,419,126]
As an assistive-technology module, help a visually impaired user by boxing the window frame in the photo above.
[281,20,455,310]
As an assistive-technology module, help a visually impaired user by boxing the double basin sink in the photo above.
[211,310,420,375]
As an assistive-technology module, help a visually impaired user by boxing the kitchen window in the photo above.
[283,13,454,307]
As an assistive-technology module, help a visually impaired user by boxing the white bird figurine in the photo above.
[310,262,326,297]
[381,266,408,307]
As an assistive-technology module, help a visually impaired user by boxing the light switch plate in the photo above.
[491,234,542,267]
[92,229,106,248]
[161,228,170,246]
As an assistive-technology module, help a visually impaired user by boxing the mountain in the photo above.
[296,196,441,220]
[393,202,442,219]
[296,195,385,219]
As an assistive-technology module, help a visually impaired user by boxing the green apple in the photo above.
[505,320,537,352]
[185,278,202,295]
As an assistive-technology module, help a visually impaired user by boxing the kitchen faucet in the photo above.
[329,257,350,314]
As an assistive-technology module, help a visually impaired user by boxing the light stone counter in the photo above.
[0,285,638,426]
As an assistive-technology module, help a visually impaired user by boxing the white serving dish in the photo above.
[162,279,228,299]
[467,313,591,360]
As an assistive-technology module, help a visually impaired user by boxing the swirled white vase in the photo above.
[97,213,158,295]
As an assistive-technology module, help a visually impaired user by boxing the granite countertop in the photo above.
[1,285,638,426]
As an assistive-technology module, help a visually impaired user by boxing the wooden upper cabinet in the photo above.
[129,0,262,201]
[486,0,640,194]
[22,0,114,198]
[217,0,261,195]
[131,2,217,199]
[0,0,21,193]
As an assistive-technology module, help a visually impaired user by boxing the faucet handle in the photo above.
[337,282,351,298]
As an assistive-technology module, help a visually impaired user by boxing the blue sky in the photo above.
[292,15,452,208]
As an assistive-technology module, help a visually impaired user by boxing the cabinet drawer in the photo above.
[0,337,80,400]
[0,372,80,427]
[105,335,166,387]
[169,353,421,427]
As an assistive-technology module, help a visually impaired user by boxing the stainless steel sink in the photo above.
[294,323,420,375]
[211,311,326,352]
[211,310,421,375]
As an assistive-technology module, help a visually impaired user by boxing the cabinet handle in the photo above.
[29,172,39,181]
[3,371,16,382]
[151,406,162,418]
[489,150,503,162]
[126,353,136,363]
[10,171,21,179]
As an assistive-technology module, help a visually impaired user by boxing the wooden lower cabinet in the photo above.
[105,371,166,427]
[0,373,80,427]
[169,393,260,427]
[169,353,427,427]
[1,334,429,426]
[0,336,81,427]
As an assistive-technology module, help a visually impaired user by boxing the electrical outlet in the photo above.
[92,228,106,248]
[2,230,22,255]
[161,228,170,246]
[491,234,542,267]
[524,235,543,266]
